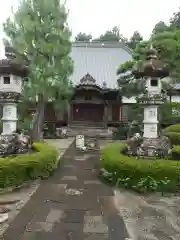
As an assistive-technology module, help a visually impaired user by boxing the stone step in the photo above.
[70,121,105,129]
[66,128,113,139]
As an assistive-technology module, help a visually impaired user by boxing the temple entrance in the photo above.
[73,103,104,122]
[69,73,121,128]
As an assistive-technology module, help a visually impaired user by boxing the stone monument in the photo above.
[0,46,31,156]
[0,46,28,137]
[132,46,171,158]
[76,134,85,150]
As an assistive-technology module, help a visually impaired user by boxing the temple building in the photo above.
[43,41,133,128]
[28,42,180,129]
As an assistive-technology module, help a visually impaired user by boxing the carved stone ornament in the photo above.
[0,92,21,101]
[5,107,12,116]
[149,125,156,132]
[149,110,156,117]
[0,46,29,77]
[4,122,11,132]
[80,73,96,85]
[0,132,32,157]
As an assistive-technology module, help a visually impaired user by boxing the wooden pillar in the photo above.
[119,105,122,122]
[104,103,108,128]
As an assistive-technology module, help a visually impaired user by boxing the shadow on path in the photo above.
[2,142,129,240]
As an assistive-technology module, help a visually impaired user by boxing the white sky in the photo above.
[0,0,179,57]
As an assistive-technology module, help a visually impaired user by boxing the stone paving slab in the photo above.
[114,189,180,240]
[45,138,74,151]
[2,141,129,240]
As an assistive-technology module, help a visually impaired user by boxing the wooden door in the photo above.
[73,104,104,122]
[86,104,104,122]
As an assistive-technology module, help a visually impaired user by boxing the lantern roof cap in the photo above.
[132,45,169,78]
[0,46,28,77]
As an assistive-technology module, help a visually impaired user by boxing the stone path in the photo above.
[2,142,129,240]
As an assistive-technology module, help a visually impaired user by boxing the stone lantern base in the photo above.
[138,136,171,159]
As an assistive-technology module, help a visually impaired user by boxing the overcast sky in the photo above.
[0,0,179,57]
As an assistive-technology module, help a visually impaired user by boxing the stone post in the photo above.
[67,105,71,127]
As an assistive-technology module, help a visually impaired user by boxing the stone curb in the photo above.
[0,181,38,196]
[0,213,8,224]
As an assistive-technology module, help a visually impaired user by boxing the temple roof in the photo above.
[70,42,132,89]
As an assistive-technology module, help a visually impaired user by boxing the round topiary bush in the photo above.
[100,143,180,193]
[164,124,180,133]
[163,124,180,145]
[0,142,59,189]
[164,132,180,145]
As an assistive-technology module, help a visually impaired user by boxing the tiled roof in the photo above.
[70,42,132,89]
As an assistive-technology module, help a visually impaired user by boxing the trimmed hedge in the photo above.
[101,143,180,192]
[172,145,180,160]
[0,142,59,188]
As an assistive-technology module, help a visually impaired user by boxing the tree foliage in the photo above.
[161,102,180,124]
[152,21,170,34]
[128,31,143,50]
[170,7,180,30]
[117,6,180,98]
[75,32,92,42]
[3,0,74,140]
[117,41,149,98]
[87,26,128,43]
[93,26,122,42]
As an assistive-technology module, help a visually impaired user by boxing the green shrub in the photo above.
[164,132,180,145]
[100,143,180,192]
[164,124,180,133]
[114,124,128,139]
[0,142,59,188]
[172,145,180,160]
[17,118,31,134]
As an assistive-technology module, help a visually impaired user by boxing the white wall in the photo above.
[170,95,180,103]
[122,95,180,104]
[122,97,136,104]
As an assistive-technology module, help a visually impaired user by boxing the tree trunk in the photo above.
[30,94,45,142]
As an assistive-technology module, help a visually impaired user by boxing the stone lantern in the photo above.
[132,46,170,157]
[0,46,28,137]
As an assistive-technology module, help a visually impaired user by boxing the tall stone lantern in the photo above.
[132,46,170,157]
[0,46,28,137]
